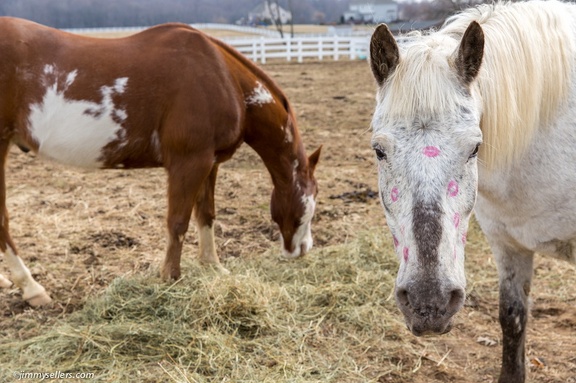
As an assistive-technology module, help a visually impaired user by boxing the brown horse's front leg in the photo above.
[193,164,229,274]
[161,155,213,280]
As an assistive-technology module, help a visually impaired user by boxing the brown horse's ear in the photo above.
[454,21,484,85]
[370,23,399,86]
[308,145,322,174]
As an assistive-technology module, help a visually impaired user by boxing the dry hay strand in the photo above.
[0,230,426,383]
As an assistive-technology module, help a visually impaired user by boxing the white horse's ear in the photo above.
[454,21,484,85]
[370,23,399,86]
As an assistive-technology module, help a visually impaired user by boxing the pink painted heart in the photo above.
[423,146,440,157]
[391,187,399,202]
[403,246,409,262]
[448,180,459,197]
[454,212,461,228]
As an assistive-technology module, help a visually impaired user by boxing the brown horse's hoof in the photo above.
[26,292,52,307]
[0,275,13,288]
[199,259,230,275]
[160,266,181,281]
[210,263,230,275]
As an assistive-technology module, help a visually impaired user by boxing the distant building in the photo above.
[343,0,399,24]
[248,2,292,26]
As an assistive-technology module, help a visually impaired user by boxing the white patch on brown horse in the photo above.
[284,124,293,143]
[28,66,129,168]
[282,194,315,258]
[246,81,275,106]
[197,225,229,274]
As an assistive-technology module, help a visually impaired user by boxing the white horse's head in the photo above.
[369,22,484,335]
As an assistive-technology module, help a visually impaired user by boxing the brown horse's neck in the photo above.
[211,37,308,190]
[245,105,307,192]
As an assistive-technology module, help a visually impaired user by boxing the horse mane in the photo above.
[387,0,576,170]
[446,0,576,169]
[207,34,305,155]
[207,34,294,111]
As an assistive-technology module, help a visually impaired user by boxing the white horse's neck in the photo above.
[475,74,576,262]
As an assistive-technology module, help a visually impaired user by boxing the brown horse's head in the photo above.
[271,146,321,258]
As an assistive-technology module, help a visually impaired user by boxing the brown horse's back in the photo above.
[0,18,244,169]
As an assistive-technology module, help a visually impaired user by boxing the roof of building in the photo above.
[350,0,397,5]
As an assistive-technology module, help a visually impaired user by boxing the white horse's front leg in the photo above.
[4,247,51,306]
[493,243,534,383]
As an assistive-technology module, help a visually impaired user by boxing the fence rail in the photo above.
[64,24,370,64]
[225,35,369,63]
[64,23,282,37]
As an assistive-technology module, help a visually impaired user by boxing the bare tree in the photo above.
[286,0,294,38]
[266,0,284,38]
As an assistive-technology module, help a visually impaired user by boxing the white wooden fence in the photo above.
[225,35,369,63]
[64,24,371,64]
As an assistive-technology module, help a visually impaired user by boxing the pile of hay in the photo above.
[0,231,416,382]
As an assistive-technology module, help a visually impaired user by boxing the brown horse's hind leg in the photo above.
[3,247,51,306]
[0,142,50,306]
[161,154,214,280]
[193,165,229,274]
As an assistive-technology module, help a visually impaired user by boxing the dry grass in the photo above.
[0,231,410,382]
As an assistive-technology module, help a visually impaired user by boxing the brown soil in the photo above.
[0,60,575,383]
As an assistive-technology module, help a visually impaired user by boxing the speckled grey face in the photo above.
[371,111,481,335]
[369,21,485,335]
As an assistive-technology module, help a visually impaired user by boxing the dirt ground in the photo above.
[0,59,575,383]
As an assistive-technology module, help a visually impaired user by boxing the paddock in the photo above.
[0,60,574,383]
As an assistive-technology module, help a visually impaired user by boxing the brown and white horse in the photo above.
[0,17,321,306]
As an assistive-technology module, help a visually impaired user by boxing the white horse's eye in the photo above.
[374,147,387,161]
[469,143,480,160]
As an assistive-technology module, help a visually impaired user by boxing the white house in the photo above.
[248,2,292,25]
[343,0,398,24]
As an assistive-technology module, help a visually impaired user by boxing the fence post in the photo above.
[332,36,339,61]
[319,38,323,61]
[260,37,266,64]
[297,39,303,63]
[252,41,258,62]
[287,36,292,62]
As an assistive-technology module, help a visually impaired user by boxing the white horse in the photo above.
[369,1,576,382]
